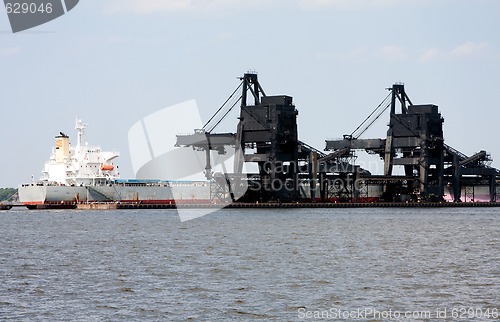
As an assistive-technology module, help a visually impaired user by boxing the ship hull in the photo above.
[19,182,213,206]
[19,181,499,207]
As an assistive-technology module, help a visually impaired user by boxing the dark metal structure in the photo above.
[233,74,301,201]
[176,73,499,203]
[176,73,321,202]
[326,83,498,202]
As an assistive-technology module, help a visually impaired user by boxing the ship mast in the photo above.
[75,118,86,152]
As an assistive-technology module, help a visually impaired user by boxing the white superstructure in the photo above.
[39,119,120,186]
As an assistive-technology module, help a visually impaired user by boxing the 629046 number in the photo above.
[5,2,53,14]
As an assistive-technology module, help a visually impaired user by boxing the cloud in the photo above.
[0,47,21,57]
[450,41,489,58]
[316,43,494,64]
[297,0,427,10]
[104,0,189,14]
[418,48,443,63]
[104,0,427,14]
[418,41,490,63]
[104,0,267,15]
[377,45,408,62]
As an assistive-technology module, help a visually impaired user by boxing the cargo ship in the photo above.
[18,117,497,209]
[18,119,213,209]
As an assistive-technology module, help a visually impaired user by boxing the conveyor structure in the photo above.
[326,84,499,202]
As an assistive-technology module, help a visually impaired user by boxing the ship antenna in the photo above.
[75,117,87,150]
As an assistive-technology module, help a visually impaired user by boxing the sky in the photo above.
[1,0,500,187]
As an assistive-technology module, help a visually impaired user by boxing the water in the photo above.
[1,208,499,321]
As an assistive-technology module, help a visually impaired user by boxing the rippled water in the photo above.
[1,208,499,321]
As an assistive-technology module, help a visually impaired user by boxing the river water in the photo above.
[0,208,498,321]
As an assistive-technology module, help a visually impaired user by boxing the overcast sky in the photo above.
[1,0,500,187]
